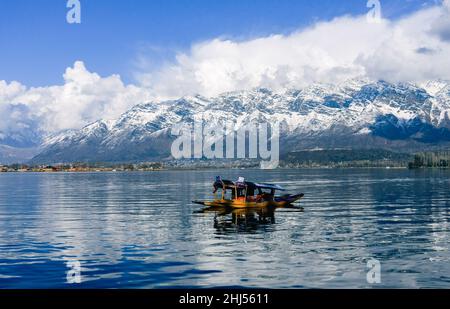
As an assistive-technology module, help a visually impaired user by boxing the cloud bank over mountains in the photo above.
[1,1,450,137]
[138,0,450,97]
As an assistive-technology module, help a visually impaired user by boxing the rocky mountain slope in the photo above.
[27,79,450,164]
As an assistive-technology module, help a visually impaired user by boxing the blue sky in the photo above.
[0,0,440,86]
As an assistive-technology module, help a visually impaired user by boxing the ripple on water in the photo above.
[0,169,450,288]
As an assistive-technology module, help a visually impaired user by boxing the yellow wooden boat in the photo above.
[193,177,304,209]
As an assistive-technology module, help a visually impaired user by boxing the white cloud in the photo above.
[1,61,152,134]
[1,1,450,138]
[0,80,26,100]
[136,1,450,98]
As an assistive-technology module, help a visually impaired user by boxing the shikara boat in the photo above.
[193,177,304,209]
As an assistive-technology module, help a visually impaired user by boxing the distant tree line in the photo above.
[0,162,164,172]
[409,151,450,169]
[282,149,412,168]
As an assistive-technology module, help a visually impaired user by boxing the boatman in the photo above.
[213,176,224,194]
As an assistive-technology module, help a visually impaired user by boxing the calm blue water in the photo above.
[0,169,450,288]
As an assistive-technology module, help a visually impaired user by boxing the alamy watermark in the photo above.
[366,258,381,284]
[66,0,81,24]
[66,260,82,284]
[367,0,382,24]
[171,116,280,169]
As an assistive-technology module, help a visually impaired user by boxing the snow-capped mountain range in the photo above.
[3,78,450,164]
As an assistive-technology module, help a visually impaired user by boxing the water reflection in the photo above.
[196,206,304,234]
[1,169,450,288]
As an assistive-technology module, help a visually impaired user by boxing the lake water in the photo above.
[0,169,450,288]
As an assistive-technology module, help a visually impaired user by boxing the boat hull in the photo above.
[193,193,304,209]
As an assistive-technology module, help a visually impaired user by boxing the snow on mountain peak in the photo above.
[420,80,449,96]
[30,79,450,164]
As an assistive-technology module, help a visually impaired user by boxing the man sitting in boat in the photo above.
[213,176,224,194]
[235,177,274,203]
[235,177,247,202]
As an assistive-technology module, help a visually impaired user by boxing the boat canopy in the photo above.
[213,179,286,192]
[253,183,286,191]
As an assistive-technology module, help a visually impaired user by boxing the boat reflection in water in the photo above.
[195,205,304,234]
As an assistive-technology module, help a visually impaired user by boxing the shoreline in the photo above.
[3,163,450,174]
[0,166,450,175]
